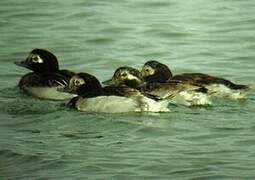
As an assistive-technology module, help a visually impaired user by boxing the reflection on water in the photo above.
[1,0,255,179]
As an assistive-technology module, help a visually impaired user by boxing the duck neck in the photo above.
[77,83,104,98]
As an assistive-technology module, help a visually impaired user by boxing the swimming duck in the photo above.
[15,48,76,100]
[103,66,211,106]
[61,73,170,113]
[141,60,250,99]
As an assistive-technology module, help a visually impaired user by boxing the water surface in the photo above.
[1,0,255,179]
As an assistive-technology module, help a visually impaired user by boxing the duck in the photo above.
[15,48,76,100]
[60,72,170,113]
[141,60,250,99]
[103,66,211,106]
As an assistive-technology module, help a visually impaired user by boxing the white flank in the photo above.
[75,96,170,113]
[171,91,211,106]
[206,84,248,99]
[24,86,77,100]
[135,96,170,112]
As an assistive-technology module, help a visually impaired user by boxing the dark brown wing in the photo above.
[172,73,248,90]
[138,81,207,100]
[172,73,215,84]
[102,85,141,97]
[18,73,47,88]
[18,71,72,88]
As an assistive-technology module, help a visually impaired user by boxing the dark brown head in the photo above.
[141,60,172,83]
[65,73,102,97]
[15,48,59,74]
[103,66,143,88]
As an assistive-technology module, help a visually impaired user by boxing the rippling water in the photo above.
[1,0,255,179]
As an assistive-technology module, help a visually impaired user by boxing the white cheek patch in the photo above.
[142,65,155,76]
[68,78,76,90]
[127,74,140,81]
[69,77,85,91]
[147,66,155,75]
[36,56,44,63]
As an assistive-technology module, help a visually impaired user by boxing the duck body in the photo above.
[106,66,210,106]
[171,73,249,99]
[18,71,76,100]
[142,60,250,99]
[65,73,169,113]
[138,81,210,106]
[71,95,169,113]
[15,49,76,100]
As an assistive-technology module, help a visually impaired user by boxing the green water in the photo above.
[1,0,255,179]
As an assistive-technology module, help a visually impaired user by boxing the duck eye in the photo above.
[121,72,127,77]
[143,67,154,75]
[74,79,81,86]
[32,56,38,63]
[33,57,38,61]
[31,55,43,63]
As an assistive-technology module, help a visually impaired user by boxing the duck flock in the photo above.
[15,49,253,113]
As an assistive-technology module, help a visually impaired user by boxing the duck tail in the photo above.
[248,84,255,91]
[225,82,248,90]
